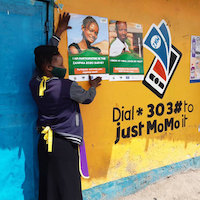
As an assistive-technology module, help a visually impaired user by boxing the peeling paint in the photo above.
[54,3,59,8]
[54,3,64,13]
[83,157,200,200]
[30,0,36,5]
[58,3,64,10]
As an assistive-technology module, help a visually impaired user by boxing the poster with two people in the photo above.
[67,13,144,81]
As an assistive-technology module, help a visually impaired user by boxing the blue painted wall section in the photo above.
[83,156,200,200]
[0,0,53,199]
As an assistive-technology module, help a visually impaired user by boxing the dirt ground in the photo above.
[117,169,200,200]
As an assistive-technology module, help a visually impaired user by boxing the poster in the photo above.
[109,20,144,81]
[67,13,109,81]
[190,35,200,83]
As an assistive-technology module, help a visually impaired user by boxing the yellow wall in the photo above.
[54,0,200,190]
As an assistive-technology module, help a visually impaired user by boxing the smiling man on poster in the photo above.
[110,21,131,57]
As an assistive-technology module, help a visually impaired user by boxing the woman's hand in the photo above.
[55,12,72,37]
[89,75,102,88]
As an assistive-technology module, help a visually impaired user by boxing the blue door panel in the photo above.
[0,1,50,199]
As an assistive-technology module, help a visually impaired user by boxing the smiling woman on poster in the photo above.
[68,16,101,54]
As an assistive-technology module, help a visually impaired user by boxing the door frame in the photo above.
[37,0,54,43]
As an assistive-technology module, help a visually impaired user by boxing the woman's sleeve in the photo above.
[70,81,96,104]
[48,35,60,46]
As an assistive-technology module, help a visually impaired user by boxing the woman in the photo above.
[68,16,101,54]
[29,13,102,200]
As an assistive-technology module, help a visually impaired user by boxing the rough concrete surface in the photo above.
[117,169,200,200]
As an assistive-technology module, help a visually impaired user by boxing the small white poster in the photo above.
[190,35,200,83]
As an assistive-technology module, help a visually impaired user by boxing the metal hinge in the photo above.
[44,21,49,33]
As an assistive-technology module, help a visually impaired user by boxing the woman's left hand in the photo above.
[55,12,72,37]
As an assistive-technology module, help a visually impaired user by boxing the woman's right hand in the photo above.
[89,75,102,88]
[55,12,72,37]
